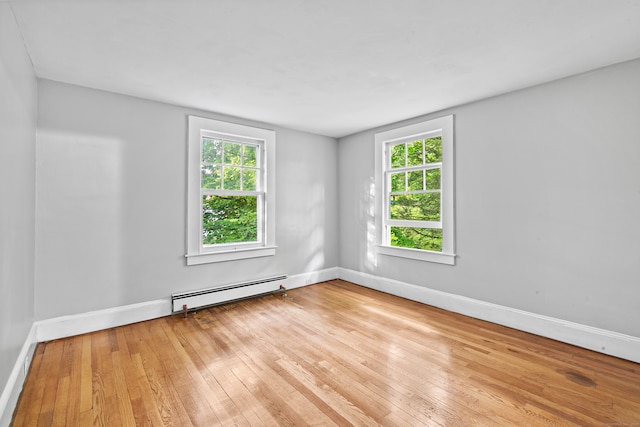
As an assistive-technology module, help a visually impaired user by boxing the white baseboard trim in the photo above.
[284,267,339,290]
[337,267,640,364]
[36,299,171,343]
[1,268,340,424]
[35,267,340,344]
[0,323,37,427]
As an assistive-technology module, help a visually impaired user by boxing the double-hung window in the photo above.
[186,116,276,265]
[375,115,455,265]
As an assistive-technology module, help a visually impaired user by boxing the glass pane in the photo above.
[407,140,423,166]
[391,172,405,192]
[425,168,441,190]
[202,138,222,164]
[201,164,221,189]
[243,145,257,167]
[390,143,405,168]
[390,227,442,252]
[407,170,423,191]
[224,141,242,165]
[242,168,257,191]
[424,136,442,163]
[224,167,241,190]
[389,193,440,221]
[202,195,258,245]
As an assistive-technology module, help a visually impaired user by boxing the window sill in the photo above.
[376,245,456,265]
[186,246,277,265]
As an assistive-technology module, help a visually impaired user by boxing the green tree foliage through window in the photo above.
[390,193,440,221]
[201,137,261,246]
[387,136,443,251]
[391,227,443,252]
[202,196,257,245]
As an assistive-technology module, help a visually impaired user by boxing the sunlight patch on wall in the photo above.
[363,177,377,270]
[302,182,326,272]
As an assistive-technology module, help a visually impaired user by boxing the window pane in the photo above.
[407,140,423,166]
[224,142,242,165]
[390,143,405,168]
[389,193,440,221]
[407,170,423,191]
[224,167,241,190]
[390,227,442,252]
[424,137,442,163]
[243,168,257,191]
[425,168,441,190]
[202,138,222,164]
[391,172,405,192]
[243,145,257,167]
[201,164,221,189]
[202,195,258,245]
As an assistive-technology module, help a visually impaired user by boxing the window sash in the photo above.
[386,162,442,174]
[383,140,443,234]
[187,116,276,265]
[200,136,263,192]
[387,219,441,228]
[374,114,455,264]
[199,135,265,251]
[201,189,262,197]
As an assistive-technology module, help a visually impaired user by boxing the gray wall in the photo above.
[338,58,640,337]
[0,3,37,423]
[35,80,339,320]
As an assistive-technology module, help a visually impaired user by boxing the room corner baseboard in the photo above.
[0,323,37,427]
[337,267,640,364]
[284,267,339,290]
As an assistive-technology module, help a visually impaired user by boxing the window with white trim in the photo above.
[186,116,276,265]
[375,115,455,265]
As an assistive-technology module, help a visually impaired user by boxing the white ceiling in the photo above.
[9,0,640,138]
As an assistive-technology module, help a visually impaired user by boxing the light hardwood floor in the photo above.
[12,280,640,426]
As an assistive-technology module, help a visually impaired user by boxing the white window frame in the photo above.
[186,116,276,265]
[375,115,455,265]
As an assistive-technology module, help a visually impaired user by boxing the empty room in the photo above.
[2,0,640,425]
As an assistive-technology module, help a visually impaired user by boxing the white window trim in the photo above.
[186,116,276,265]
[374,115,456,265]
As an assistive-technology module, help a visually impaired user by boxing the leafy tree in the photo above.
[389,136,444,251]
[390,193,440,221]
[202,195,257,245]
[201,140,258,192]
[200,139,261,246]
[391,227,443,251]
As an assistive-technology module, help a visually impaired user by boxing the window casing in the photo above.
[375,115,455,265]
[186,116,276,265]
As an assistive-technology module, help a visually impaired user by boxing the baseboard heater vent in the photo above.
[171,275,288,314]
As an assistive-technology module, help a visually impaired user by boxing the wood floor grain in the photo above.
[12,280,640,426]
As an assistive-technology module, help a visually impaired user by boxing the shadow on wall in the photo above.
[35,128,125,318]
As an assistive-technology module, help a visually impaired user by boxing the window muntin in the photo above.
[186,116,276,265]
[375,115,455,265]
[386,134,443,250]
[200,136,263,248]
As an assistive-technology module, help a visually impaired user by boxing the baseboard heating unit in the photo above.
[171,275,288,314]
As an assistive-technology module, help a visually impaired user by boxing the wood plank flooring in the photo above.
[12,280,640,426]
